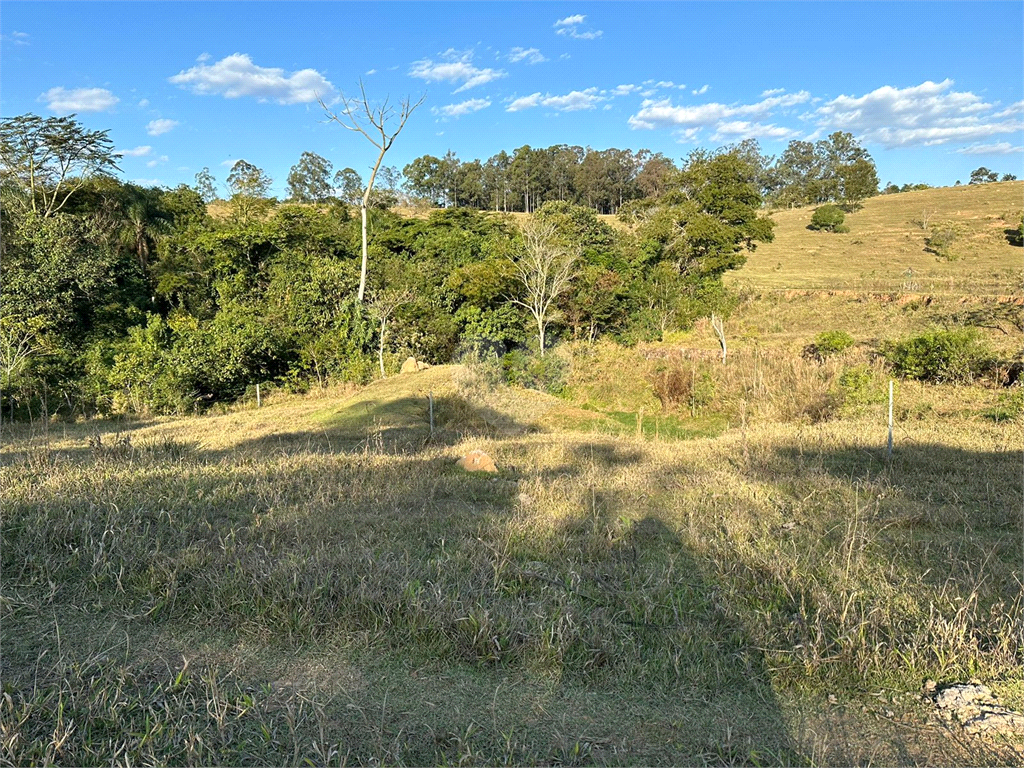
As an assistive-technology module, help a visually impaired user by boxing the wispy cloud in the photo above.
[692,84,709,95]
[628,90,811,130]
[711,121,799,142]
[39,86,119,113]
[169,53,337,104]
[553,14,586,27]
[432,98,491,118]
[146,155,169,168]
[612,84,641,97]
[146,119,179,136]
[409,49,505,93]
[954,141,1023,155]
[508,47,547,64]
[815,79,1024,148]
[365,69,377,75]
[2,30,30,46]
[554,14,603,39]
[506,88,605,112]
[138,98,150,108]
[116,145,153,157]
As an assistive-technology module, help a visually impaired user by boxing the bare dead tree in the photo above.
[508,220,579,357]
[319,82,424,303]
[710,313,727,364]
[367,288,414,378]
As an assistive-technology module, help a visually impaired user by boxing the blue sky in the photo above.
[2,1,1022,197]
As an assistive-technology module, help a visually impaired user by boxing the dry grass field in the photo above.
[3,185,1023,766]
[728,181,1023,293]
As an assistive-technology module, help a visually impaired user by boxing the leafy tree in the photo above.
[1001,173,1017,182]
[286,151,334,203]
[226,160,273,224]
[333,167,364,206]
[809,204,847,232]
[969,167,999,184]
[227,160,272,198]
[0,113,119,217]
[194,167,218,203]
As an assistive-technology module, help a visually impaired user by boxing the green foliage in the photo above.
[882,328,992,384]
[0,113,120,217]
[808,204,847,232]
[286,151,333,203]
[501,349,569,395]
[813,330,855,357]
[969,167,999,185]
[985,388,1024,422]
[924,220,966,261]
[837,365,887,407]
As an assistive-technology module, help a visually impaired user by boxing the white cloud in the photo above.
[117,145,153,157]
[409,50,506,92]
[761,88,786,97]
[506,93,542,112]
[169,53,337,104]
[692,84,709,95]
[3,30,30,45]
[612,84,641,97]
[554,14,602,39]
[955,142,1023,155]
[40,86,119,113]
[656,81,676,89]
[196,53,211,62]
[138,98,150,108]
[365,69,377,75]
[554,14,586,27]
[711,121,799,142]
[146,118,179,136]
[432,98,491,118]
[146,155,169,168]
[675,128,701,143]
[815,79,1021,148]
[508,47,547,64]
[628,90,811,130]
[506,88,605,113]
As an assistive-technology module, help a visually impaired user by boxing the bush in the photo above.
[650,365,716,414]
[808,204,847,233]
[812,330,855,358]
[924,220,966,261]
[837,364,887,407]
[882,329,992,383]
[501,349,569,396]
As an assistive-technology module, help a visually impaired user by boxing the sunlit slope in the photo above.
[728,181,1023,293]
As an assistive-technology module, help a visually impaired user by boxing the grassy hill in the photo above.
[729,181,1023,293]
[4,184,1023,766]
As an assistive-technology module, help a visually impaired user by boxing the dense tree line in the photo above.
[1,113,784,419]
[396,132,881,214]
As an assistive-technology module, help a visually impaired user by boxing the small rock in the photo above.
[935,684,995,711]
[456,450,498,473]
[400,357,421,374]
[963,710,1024,736]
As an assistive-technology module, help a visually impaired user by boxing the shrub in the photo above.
[650,365,716,414]
[808,204,847,233]
[837,364,887,407]
[924,220,966,261]
[812,330,855,358]
[501,349,569,396]
[882,329,992,383]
